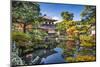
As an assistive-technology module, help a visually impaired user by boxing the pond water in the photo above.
[30,47,66,64]
[40,47,66,64]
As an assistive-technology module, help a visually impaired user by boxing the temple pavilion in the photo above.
[39,15,57,35]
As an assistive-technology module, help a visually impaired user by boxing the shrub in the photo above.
[66,57,75,62]
[12,32,31,47]
[76,55,96,62]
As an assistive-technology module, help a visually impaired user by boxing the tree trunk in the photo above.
[23,23,26,33]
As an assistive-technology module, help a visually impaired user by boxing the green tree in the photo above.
[81,6,96,22]
[30,29,48,48]
[12,1,41,33]
[61,11,74,21]
[56,11,74,32]
[12,32,31,56]
[79,6,96,56]
[56,20,76,32]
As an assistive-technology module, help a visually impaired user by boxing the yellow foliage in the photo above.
[80,35,92,41]
[66,57,75,62]
[66,55,96,62]
[80,41,95,47]
[76,55,96,62]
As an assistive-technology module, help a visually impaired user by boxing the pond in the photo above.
[31,47,66,65]
[40,52,65,64]
[37,48,65,64]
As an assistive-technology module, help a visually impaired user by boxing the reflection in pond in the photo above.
[29,47,66,65]
[41,53,65,64]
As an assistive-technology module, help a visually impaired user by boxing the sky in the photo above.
[39,2,85,21]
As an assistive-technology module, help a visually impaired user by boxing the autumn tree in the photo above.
[77,5,96,57]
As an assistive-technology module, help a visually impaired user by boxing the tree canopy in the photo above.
[81,6,96,22]
[12,1,41,32]
[12,1,40,23]
[61,11,74,21]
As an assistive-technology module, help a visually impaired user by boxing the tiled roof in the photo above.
[40,24,55,30]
